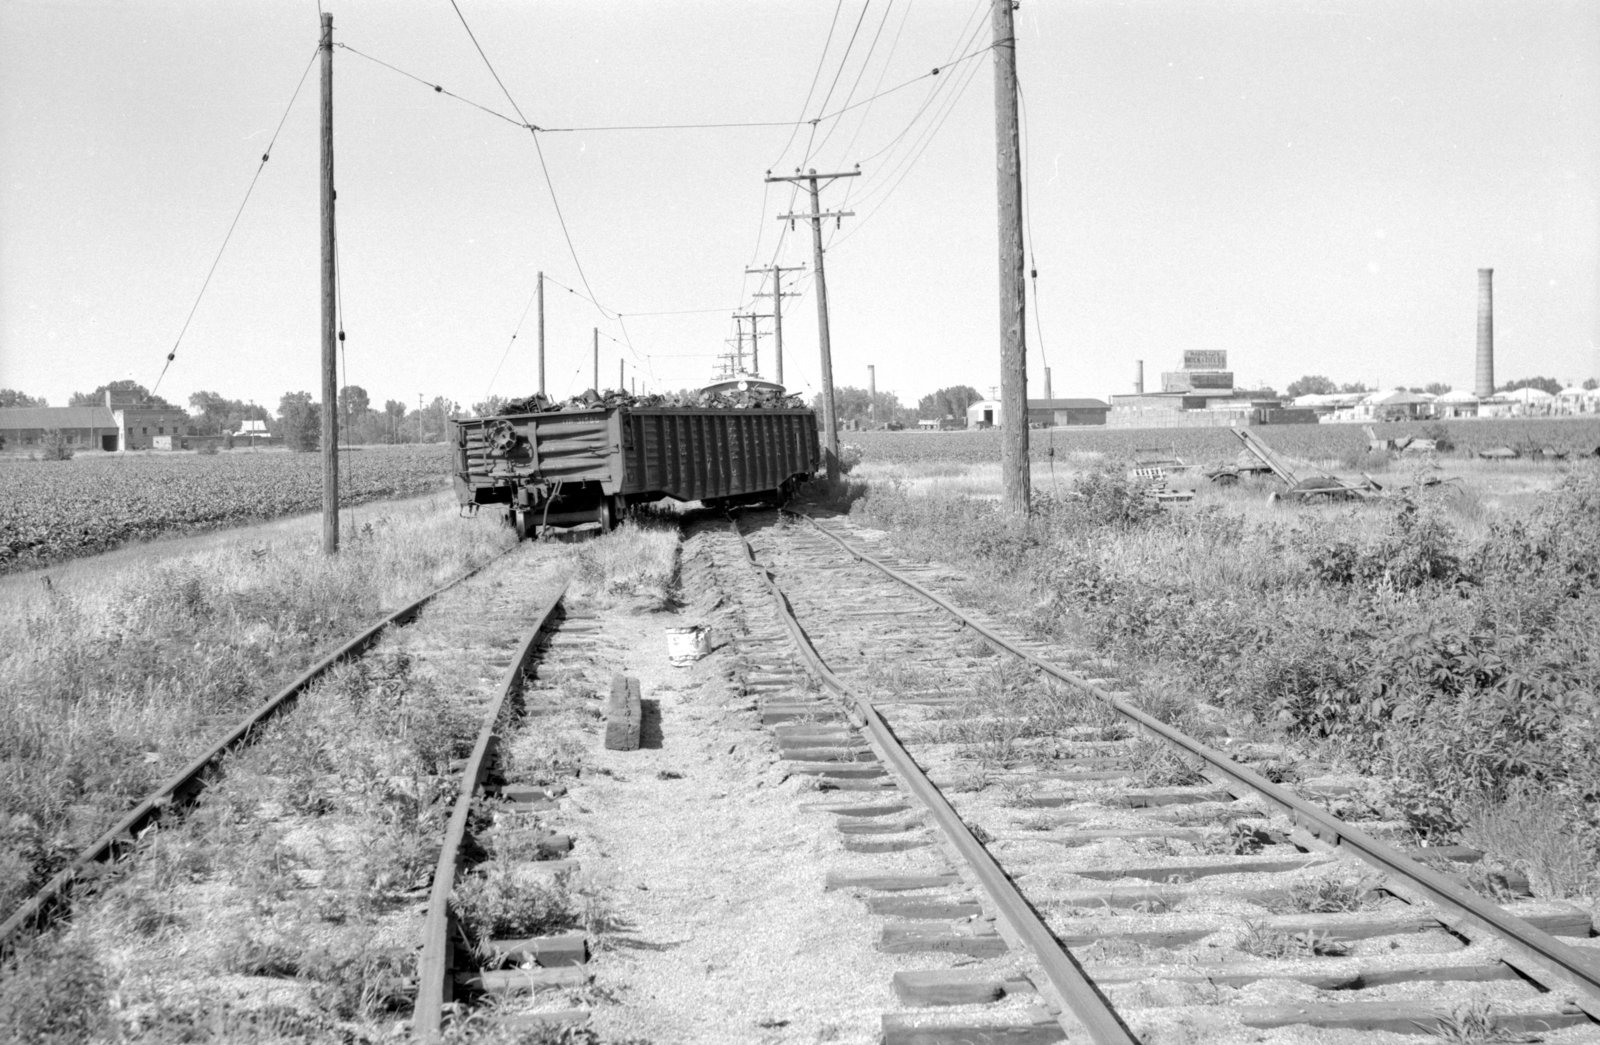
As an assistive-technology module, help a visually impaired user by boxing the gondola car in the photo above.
[451,400,820,537]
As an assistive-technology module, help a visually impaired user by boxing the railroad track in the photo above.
[0,545,516,948]
[708,508,1600,1043]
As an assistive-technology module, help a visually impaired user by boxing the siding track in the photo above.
[721,507,1600,1043]
[0,546,516,949]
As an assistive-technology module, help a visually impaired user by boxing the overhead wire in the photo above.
[768,0,846,171]
[152,46,319,396]
[802,0,875,166]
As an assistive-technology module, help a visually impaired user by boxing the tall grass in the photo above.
[838,461,1600,898]
[0,493,517,918]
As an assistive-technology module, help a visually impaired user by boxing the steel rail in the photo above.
[413,582,569,1044]
[730,518,1139,1045]
[0,549,515,948]
[793,510,1600,1018]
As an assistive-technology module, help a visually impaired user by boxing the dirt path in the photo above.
[565,600,905,1044]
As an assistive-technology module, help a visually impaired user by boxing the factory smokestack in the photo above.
[1475,268,1494,399]
[1044,367,1053,399]
[1136,360,1145,394]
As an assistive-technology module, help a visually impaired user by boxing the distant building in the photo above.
[0,391,191,452]
[966,399,1002,428]
[1026,398,1108,426]
[1107,351,1301,428]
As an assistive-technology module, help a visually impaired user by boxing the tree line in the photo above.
[1,380,472,452]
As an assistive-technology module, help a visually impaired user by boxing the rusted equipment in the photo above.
[1233,429,1379,501]
[452,400,820,536]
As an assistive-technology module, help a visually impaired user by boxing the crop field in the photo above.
[847,416,1600,470]
[0,445,452,573]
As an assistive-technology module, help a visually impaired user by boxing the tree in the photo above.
[70,380,177,410]
[1423,382,1453,396]
[189,391,270,436]
[1285,375,1336,398]
[1337,381,1372,394]
[472,395,510,417]
[278,392,320,452]
[917,385,982,420]
[0,389,47,408]
[1584,378,1598,391]
[383,400,408,443]
[1499,376,1562,396]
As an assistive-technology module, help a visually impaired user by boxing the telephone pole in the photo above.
[746,264,803,387]
[592,328,599,392]
[536,271,545,396]
[319,11,339,554]
[766,167,859,479]
[735,312,770,375]
[868,364,876,427]
[993,0,1030,515]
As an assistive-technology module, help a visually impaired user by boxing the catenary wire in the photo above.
[152,47,319,396]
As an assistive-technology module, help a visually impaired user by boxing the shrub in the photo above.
[38,429,73,461]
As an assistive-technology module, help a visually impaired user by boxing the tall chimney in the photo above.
[1475,268,1494,398]
[1044,367,1053,399]
[1136,360,1145,394]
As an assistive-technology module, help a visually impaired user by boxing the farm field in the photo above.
[0,444,452,573]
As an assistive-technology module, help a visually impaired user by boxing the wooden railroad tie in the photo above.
[605,673,642,751]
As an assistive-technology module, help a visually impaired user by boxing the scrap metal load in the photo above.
[451,391,820,537]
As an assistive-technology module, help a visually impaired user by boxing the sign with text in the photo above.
[1183,350,1228,370]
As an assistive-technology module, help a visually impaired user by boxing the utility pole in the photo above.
[868,364,876,427]
[618,359,624,391]
[992,0,1030,515]
[319,11,339,554]
[747,264,803,386]
[592,328,599,392]
[536,271,545,396]
[736,312,770,375]
[766,167,859,479]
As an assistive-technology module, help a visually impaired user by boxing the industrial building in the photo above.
[1106,351,1311,428]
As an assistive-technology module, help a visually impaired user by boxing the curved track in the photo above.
[722,508,1600,1042]
[0,549,513,948]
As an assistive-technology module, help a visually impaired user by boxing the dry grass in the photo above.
[0,492,517,918]
[570,514,681,608]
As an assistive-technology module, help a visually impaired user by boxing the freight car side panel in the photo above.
[620,408,818,503]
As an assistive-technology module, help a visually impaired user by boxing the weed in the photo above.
[1236,922,1349,958]
[1273,874,1381,914]
[1428,999,1524,1044]
[0,934,109,1044]
[452,863,583,941]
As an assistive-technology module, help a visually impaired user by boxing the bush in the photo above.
[38,429,73,461]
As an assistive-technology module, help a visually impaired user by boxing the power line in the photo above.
[768,0,846,171]
[804,0,875,166]
[153,46,319,396]
[335,43,527,128]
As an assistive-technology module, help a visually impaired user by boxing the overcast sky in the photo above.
[2,0,1596,416]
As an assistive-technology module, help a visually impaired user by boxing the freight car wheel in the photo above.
[597,496,618,533]
[513,509,534,541]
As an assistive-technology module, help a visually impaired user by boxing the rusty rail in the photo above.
[0,549,515,949]
[793,510,1600,1021]
[730,517,1139,1045]
[413,583,568,1043]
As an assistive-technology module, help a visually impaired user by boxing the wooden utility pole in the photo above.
[319,11,339,553]
[993,0,1030,515]
[766,168,859,479]
[868,364,876,426]
[592,328,599,391]
[735,312,770,375]
[747,264,803,386]
[536,271,545,396]
[618,359,624,390]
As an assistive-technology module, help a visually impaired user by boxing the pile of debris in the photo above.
[497,386,805,415]
[1231,429,1382,502]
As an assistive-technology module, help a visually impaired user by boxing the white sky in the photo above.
[2,0,1597,415]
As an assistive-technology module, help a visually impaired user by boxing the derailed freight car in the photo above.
[451,404,821,537]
